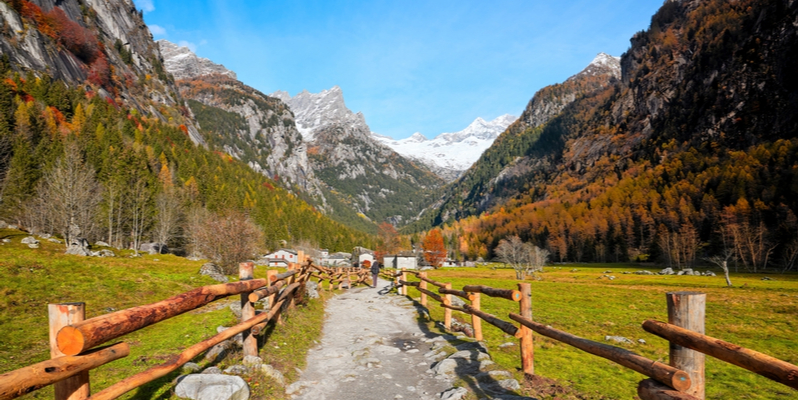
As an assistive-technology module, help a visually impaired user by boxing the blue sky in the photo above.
[135,0,664,140]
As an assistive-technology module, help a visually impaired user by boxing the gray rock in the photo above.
[21,236,39,245]
[216,326,243,347]
[65,238,91,256]
[223,365,247,375]
[704,271,716,277]
[204,343,228,362]
[432,359,458,375]
[658,268,674,275]
[638,339,646,345]
[260,364,286,387]
[95,240,110,247]
[8,224,18,230]
[306,280,319,299]
[242,355,262,368]
[38,233,51,239]
[635,270,654,275]
[229,301,242,318]
[181,362,202,374]
[48,238,62,243]
[605,335,634,345]
[498,342,516,348]
[762,276,773,281]
[200,263,229,283]
[94,249,116,257]
[28,243,40,249]
[448,349,490,362]
[0,220,6,229]
[202,367,223,375]
[497,379,521,391]
[1,238,10,243]
[174,374,249,400]
[140,242,168,255]
[439,387,468,400]
[285,381,312,395]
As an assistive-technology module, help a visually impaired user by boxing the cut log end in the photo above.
[56,326,85,356]
[511,290,522,302]
[671,370,692,392]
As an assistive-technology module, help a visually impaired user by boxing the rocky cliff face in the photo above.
[157,40,237,81]
[274,87,445,225]
[176,75,324,200]
[0,0,205,145]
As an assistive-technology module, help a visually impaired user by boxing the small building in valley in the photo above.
[383,252,418,270]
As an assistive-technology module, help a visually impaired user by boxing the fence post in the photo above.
[471,293,483,341]
[667,292,706,399]
[239,262,258,358]
[419,272,428,308]
[266,270,278,309]
[49,303,90,400]
[401,268,408,296]
[518,282,534,377]
[444,283,452,331]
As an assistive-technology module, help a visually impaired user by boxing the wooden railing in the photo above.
[386,268,798,400]
[0,258,365,400]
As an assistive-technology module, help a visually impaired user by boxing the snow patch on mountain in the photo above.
[157,39,237,80]
[374,114,517,181]
[270,86,369,142]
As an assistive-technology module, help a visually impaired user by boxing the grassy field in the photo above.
[0,228,326,400]
[401,264,798,400]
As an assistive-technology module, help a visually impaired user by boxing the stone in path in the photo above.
[289,278,454,400]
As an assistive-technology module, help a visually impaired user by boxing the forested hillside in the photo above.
[411,0,797,270]
[0,0,375,255]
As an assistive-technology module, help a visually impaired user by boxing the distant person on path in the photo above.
[370,261,380,288]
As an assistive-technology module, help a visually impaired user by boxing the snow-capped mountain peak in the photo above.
[272,86,363,141]
[374,114,517,181]
[568,52,621,81]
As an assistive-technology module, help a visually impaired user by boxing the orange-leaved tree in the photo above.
[422,228,446,268]
[376,222,401,261]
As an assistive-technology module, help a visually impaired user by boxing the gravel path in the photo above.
[287,278,453,400]
[286,279,532,400]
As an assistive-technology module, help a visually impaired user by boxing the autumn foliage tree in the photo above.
[190,209,264,274]
[422,228,446,268]
[375,222,400,261]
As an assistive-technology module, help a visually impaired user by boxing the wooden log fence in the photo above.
[0,260,330,400]
[392,269,796,400]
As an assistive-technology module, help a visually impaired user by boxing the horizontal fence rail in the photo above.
[390,267,796,400]
[0,249,379,400]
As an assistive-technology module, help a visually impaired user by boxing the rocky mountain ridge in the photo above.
[157,39,237,81]
[374,114,518,181]
[273,86,445,225]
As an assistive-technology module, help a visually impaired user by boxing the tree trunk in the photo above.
[722,261,732,287]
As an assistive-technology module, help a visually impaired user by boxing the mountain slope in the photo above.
[415,0,797,267]
[409,52,622,228]
[157,39,237,81]
[273,87,445,226]
[0,0,376,251]
[374,114,517,181]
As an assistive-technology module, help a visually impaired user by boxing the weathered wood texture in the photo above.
[638,379,702,400]
[518,283,534,376]
[463,285,521,301]
[463,304,520,338]
[56,279,268,356]
[471,293,482,341]
[443,283,452,330]
[86,300,286,400]
[271,269,300,282]
[49,303,89,400]
[419,272,428,307]
[508,313,691,391]
[667,292,705,398]
[398,280,420,287]
[248,281,285,303]
[437,287,474,301]
[239,263,257,358]
[0,343,129,400]
[417,275,447,288]
[418,288,444,304]
[643,320,798,389]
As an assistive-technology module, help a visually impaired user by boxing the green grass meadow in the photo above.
[402,264,798,400]
[0,228,326,400]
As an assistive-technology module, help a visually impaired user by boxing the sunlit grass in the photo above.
[0,228,325,400]
[400,264,797,400]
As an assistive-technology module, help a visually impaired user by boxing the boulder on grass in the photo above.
[66,238,91,256]
[21,236,39,245]
[140,242,168,255]
[174,374,249,400]
[200,263,229,283]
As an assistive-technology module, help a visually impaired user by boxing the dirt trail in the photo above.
[286,278,532,400]
[286,278,454,400]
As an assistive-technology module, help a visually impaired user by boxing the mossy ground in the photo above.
[0,228,327,400]
[400,264,797,400]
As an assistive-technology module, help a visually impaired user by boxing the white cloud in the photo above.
[178,40,197,52]
[133,0,155,13]
[149,24,166,36]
